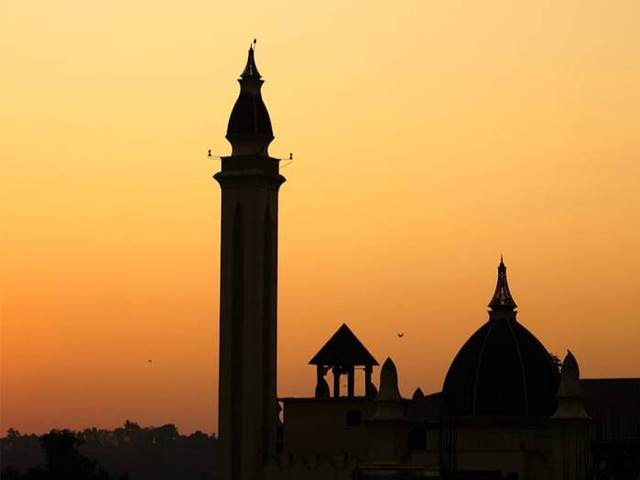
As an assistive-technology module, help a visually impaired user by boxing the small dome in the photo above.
[442,260,558,417]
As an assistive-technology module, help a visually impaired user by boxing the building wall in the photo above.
[582,379,640,442]
[443,419,556,480]
[282,398,375,458]
[262,453,359,480]
[407,423,440,467]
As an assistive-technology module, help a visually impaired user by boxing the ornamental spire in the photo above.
[240,40,261,79]
[488,256,517,312]
[226,41,274,156]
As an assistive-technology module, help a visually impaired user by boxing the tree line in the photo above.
[1,421,218,480]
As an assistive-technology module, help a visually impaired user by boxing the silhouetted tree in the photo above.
[41,430,113,480]
[1,430,43,476]
[2,430,115,480]
[2,423,218,480]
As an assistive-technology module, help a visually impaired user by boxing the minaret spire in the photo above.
[240,42,261,79]
[226,42,274,156]
[488,256,517,313]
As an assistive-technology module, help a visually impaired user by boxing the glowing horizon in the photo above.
[2,0,639,435]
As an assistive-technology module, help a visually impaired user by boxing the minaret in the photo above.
[214,45,285,480]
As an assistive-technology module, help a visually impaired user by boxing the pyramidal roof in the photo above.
[309,324,378,366]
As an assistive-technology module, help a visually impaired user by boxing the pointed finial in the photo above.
[488,256,517,312]
[371,357,406,421]
[552,350,590,419]
[412,387,424,400]
[376,358,401,402]
[498,254,506,272]
[240,42,261,79]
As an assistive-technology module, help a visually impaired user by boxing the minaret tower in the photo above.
[214,45,285,480]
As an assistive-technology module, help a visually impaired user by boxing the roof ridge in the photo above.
[506,318,529,415]
[471,320,497,416]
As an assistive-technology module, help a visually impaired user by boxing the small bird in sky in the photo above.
[289,152,293,160]
[397,332,404,338]
[207,149,212,157]
[148,359,153,364]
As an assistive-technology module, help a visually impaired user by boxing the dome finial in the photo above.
[488,256,517,312]
[240,41,261,80]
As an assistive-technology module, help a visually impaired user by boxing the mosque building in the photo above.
[212,46,639,480]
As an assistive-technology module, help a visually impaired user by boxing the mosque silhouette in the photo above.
[212,46,639,480]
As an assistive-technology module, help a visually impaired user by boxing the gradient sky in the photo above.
[2,1,639,435]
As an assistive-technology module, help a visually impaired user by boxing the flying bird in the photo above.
[148,359,153,364]
[289,152,293,160]
[397,333,404,338]
[207,149,212,157]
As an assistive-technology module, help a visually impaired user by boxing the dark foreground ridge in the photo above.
[1,421,219,480]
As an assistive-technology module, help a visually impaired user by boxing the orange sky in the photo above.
[2,1,639,435]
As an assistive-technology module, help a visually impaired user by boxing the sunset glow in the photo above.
[2,0,639,435]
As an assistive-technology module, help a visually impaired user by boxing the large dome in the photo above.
[442,260,559,417]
